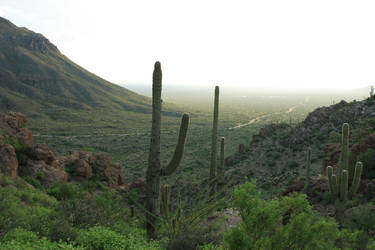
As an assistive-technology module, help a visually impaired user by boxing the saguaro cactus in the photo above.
[209,86,219,200]
[146,61,190,239]
[370,85,374,98]
[327,123,363,223]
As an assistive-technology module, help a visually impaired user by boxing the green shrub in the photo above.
[225,181,340,250]
[329,131,341,143]
[287,160,299,169]
[47,182,83,201]
[343,204,375,235]
[0,228,81,250]
[356,148,375,179]
[76,226,129,250]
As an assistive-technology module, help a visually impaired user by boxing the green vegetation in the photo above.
[224,181,374,250]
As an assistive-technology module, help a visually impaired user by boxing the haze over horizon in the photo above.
[1,0,375,89]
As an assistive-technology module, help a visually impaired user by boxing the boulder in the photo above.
[25,159,68,187]
[31,144,58,167]
[106,163,124,187]
[0,144,18,178]
[0,112,33,147]
[58,151,124,186]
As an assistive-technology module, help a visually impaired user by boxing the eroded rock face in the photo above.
[58,151,124,187]
[23,143,68,187]
[0,112,33,147]
[0,144,18,178]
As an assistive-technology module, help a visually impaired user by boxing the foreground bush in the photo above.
[0,228,81,250]
[225,181,340,249]
[76,226,161,250]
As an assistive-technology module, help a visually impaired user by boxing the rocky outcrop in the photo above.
[58,151,124,187]
[321,133,375,177]
[10,33,59,54]
[0,112,33,147]
[282,99,375,148]
[252,123,290,143]
[0,144,18,178]
[22,143,68,187]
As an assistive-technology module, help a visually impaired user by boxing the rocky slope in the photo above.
[0,112,124,188]
[223,96,375,199]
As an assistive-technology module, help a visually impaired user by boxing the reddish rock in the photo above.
[31,144,58,167]
[0,144,18,178]
[322,133,375,177]
[106,163,124,187]
[25,159,68,186]
[75,159,92,179]
[16,128,33,147]
[351,133,375,155]
[58,151,124,186]
[321,143,341,174]
[0,112,33,147]
[94,153,110,169]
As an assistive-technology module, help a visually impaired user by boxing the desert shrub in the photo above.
[329,131,341,143]
[47,182,83,201]
[343,204,375,237]
[76,226,129,250]
[266,160,276,167]
[335,229,371,250]
[287,160,299,169]
[0,183,58,236]
[157,184,227,250]
[225,181,340,250]
[75,226,161,250]
[356,148,375,179]
[0,228,81,250]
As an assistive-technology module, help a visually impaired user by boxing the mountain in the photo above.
[0,17,178,132]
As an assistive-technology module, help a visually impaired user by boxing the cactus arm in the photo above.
[340,170,348,202]
[349,162,363,196]
[327,166,338,197]
[162,113,190,176]
[209,86,220,199]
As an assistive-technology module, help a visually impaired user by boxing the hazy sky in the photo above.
[1,0,375,89]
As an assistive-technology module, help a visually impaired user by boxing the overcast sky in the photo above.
[1,0,375,89]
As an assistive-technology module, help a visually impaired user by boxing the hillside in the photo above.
[0,17,181,133]
[224,96,375,197]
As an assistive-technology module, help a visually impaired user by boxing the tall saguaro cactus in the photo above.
[327,123,363,223]
[209,86,220,200]
[370,85,374,98]
[146,61,190,239]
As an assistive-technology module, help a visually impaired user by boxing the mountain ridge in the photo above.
[0,16,170,125]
